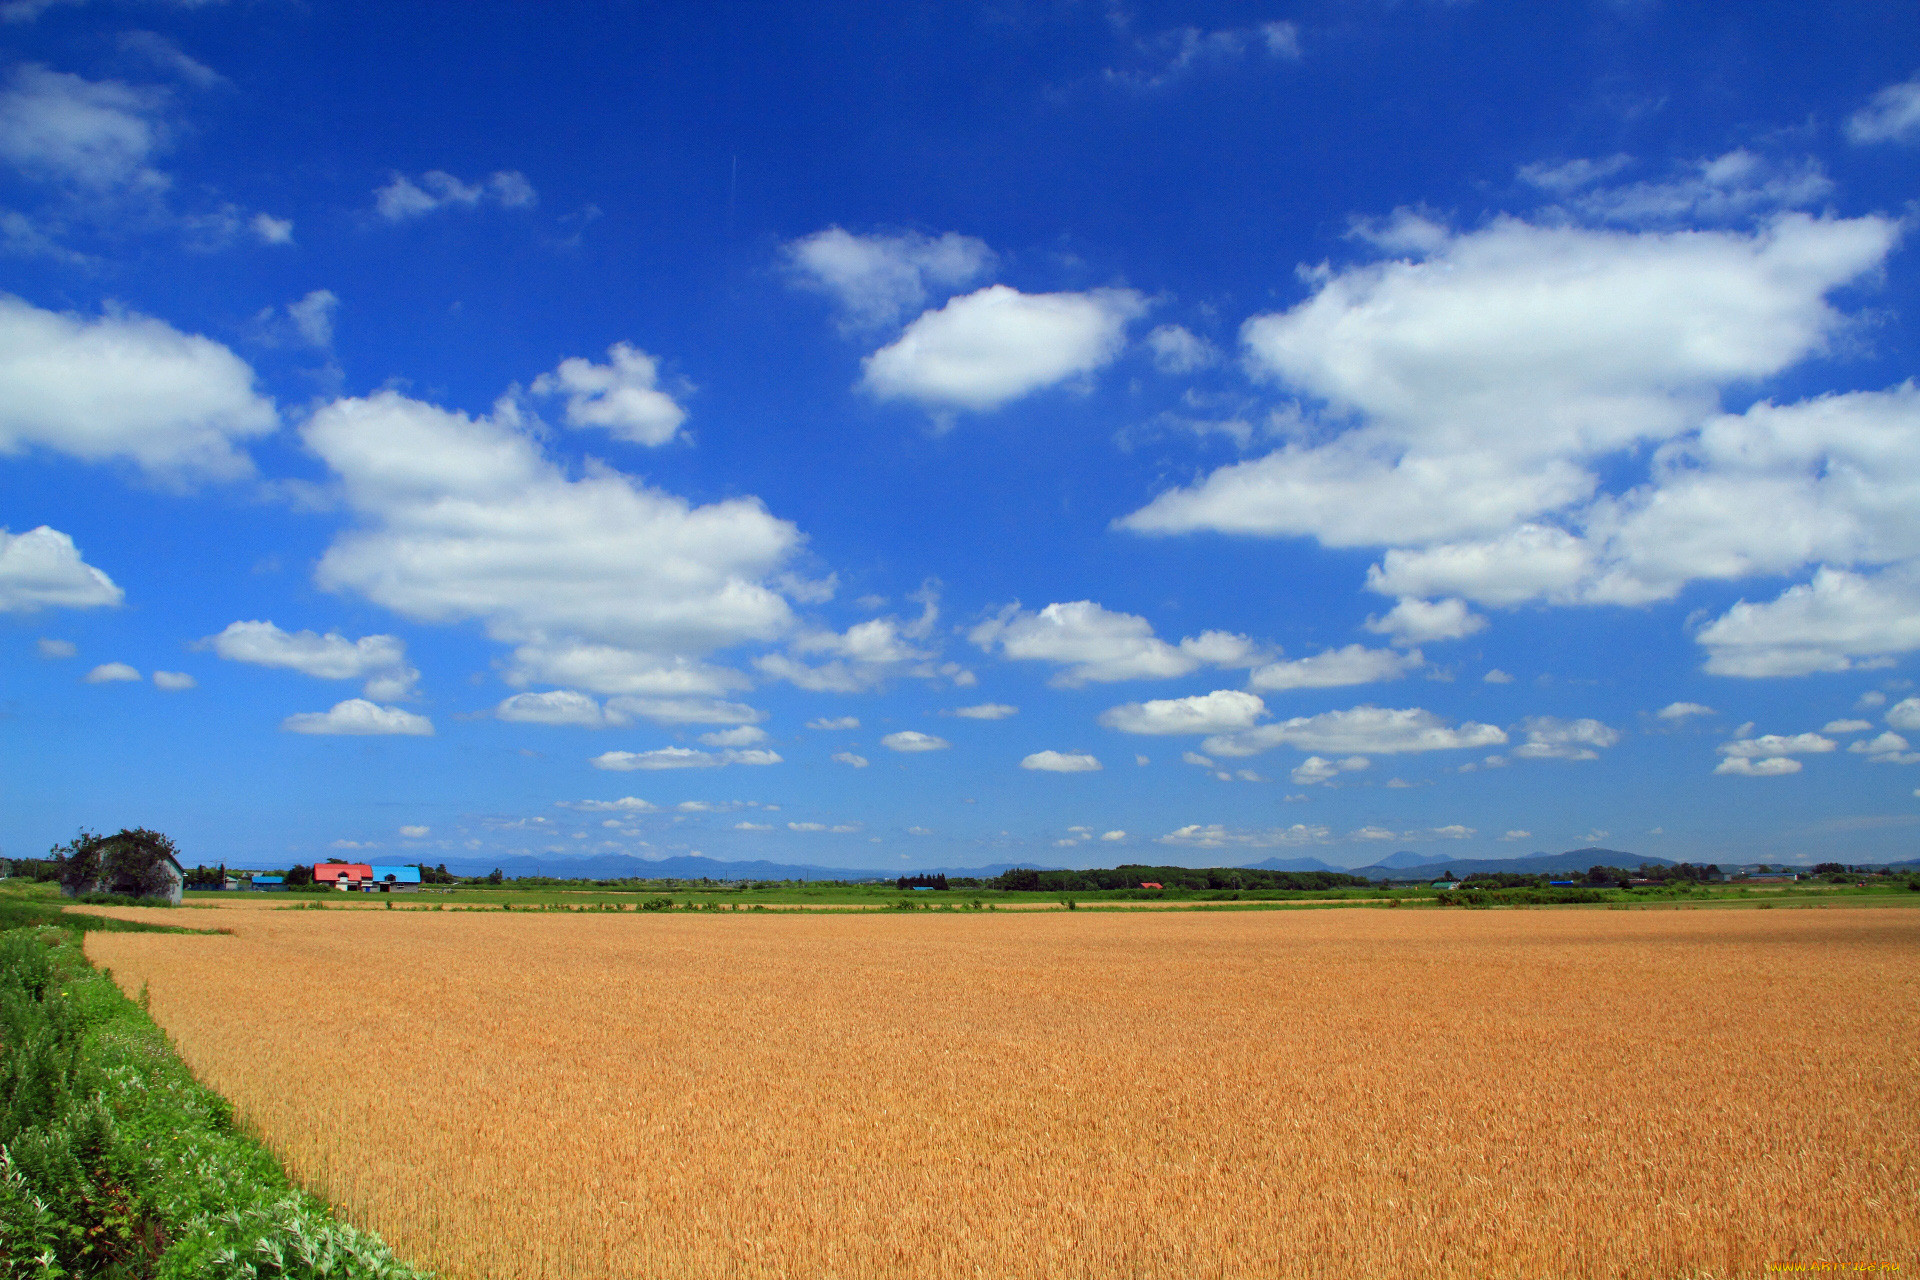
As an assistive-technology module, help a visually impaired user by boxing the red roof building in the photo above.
[314,863,374,888]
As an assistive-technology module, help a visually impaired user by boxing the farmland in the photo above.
[83,903,1919,1280]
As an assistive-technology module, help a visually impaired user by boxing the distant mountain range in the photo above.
[433,846,1916,883]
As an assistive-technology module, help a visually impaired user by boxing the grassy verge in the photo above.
[0,922,430,1279]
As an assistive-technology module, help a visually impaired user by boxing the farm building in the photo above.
[252,875,285,891]
[314,862,374,890]
[368,865,422,891]
[61,846,185,905]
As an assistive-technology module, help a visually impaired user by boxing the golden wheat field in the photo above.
[82,904,1919,1280]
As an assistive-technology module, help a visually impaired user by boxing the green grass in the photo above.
[0,919,431,1279]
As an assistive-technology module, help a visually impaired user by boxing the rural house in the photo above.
[314,862,374,890]
[368,865,422,891]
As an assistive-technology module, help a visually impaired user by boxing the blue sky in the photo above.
[4,0,1920,872]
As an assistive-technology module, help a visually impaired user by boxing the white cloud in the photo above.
[1430,825,1476,839]
[1529,151,1832,226]
[697,725,768,748]
[1146,324,1217,373]
[1513,716,1620,761]
[1717,732,1835,758]
[971,601,1257,686]
[1887,698,1920,731]
[1364,598,1485,645]
[831,751,869,768]
[785,227,995,329]
[1500,829,1532,841]
[0,294,278,480]
[1021,750,1102,773]
[1483,669,1513,684]
[1157,823,1329,848]
[1696,566,1920,677]
[787,821,826,832]
[1181,751,1214,767]
[1100,830,1126,842]
[1248,644,1423,691]
[375,170,535,220]
[557,796,657,813]
[151,670,194,690]
[949,702,1017,720]
[1105,21,1301,91]
[282,698,432,736]
[881,730,948,753]
[1659,702,1716,721]
[808,715,859,730]
[1713,755,1801,777]
[0,64,166,190]
[36,637,75,657]
[1124,212,1893,547]
[1201,705,1507,758]
[1847,74,1920,145]
[1858,691,1888,710]
[735,821,773,832]
[303,391,800,694]
[206,620,418,699]
[1350,826,1396,842]
[84,661,138,683]
[1098,689,1267,735]
[496,689,609,727]
[590,746,781,771]
[1823,719,1873,734]
[1135,754,1150,766]
[0,525,122,612]
[1847,730,1920,764]
[1290,755,1368,786]
[285,290,337,348]
[862,285,1145,415]
[531,343,687,447]
[399,825,429,839]
[250,212,292,244]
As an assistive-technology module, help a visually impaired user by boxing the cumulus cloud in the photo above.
[971,601,1259,686]
[1201,705,1506,758]
[862,285,1146,416]
[0,64,167,191]
[1822,719,1873,734]
[1364,598,1485,645]
[949,703,1017,719]
[495,689,609,727]
[282,698,432,736]
[1157,822,1329,848]
[1658,702,1715,720]
[1847,74,1920,146]
[590,746,781,771]
[1887,698,1920,731]
[205,620,418,699]
[37,637,75,657]
[531,342,686,446]
[1696,565,1920,677]
[831,751,868,768]
[374,169,535,220]
[0,525,122,612]
[1848,731,1920,764]
[151,670,194,690]
[1290,755,1368,786]
[0,294,277,479]
[1105,20,1300,91]
[250,212,292,244]
[1248,644,1423,691]
[1717,732,1835,758]
[1146,324,1217,373]
[785,227,995,328]
[1713,755,1801,777]
[1512,716,1619,761]
[303,390,801,696]
[1115,201,1913,676]
[1099,689,1267,735]
[697,725,768,748]
[557,796,658,813]
[84,661,138,682]
[1524,151,1832,226]
[808,715,859,730]
[881,730,948,753]
[1021,750,1102,772]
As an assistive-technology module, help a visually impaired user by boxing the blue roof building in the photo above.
[368,865,422,888]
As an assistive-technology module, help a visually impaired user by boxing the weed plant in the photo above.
[0,926,430,1279]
